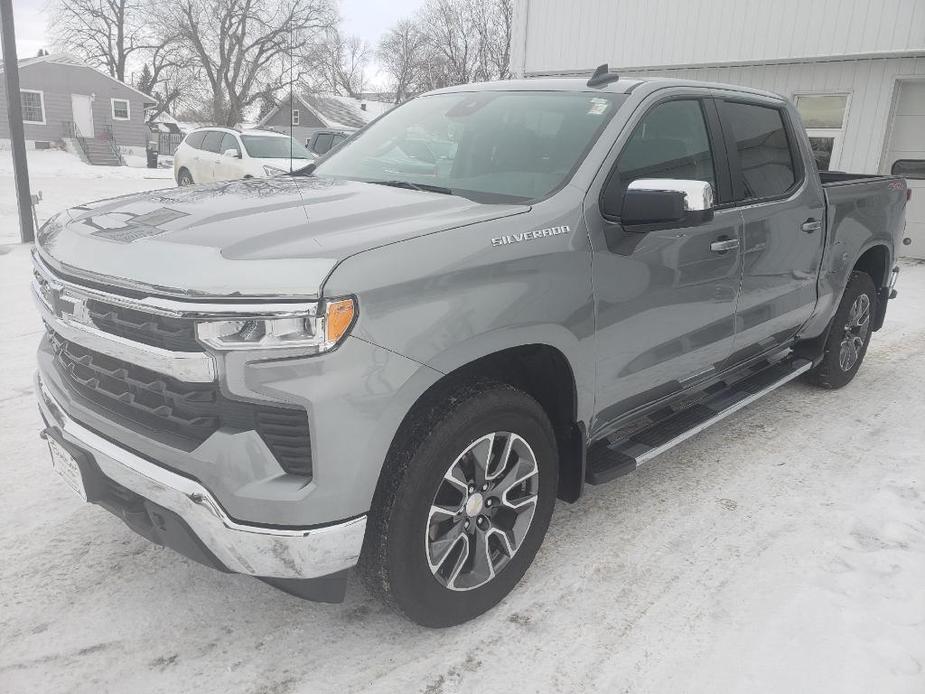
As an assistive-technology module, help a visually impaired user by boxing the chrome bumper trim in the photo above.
[37,375,366,579]
[32,282,218,383]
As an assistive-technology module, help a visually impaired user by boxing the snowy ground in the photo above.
[0,161,924,692]
[0,149,173,244]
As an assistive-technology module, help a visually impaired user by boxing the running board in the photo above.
[587,357,812,485]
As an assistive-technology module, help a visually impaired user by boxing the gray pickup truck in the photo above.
[33,68,908,627]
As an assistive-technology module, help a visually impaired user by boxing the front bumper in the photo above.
[36,372,366,581]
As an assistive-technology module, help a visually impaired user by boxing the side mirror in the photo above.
[617,179,714,228]
[223,148,241,159]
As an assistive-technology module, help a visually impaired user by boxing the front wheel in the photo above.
[360,382,558,627]
[804,270,877,389]
[177,168,194,186]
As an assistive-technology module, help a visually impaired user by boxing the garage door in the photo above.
[884,80,925,259]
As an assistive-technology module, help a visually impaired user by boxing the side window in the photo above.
[313,133,334,154]
[220,133,240,156]
[612,99,716,196]
[201,131,224,153]
[723,102,797,200]
[184,131,206,150]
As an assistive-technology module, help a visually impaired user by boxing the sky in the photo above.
[7,0,426,87]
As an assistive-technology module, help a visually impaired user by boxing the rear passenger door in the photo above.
[197,131,225,183]
[715,96,826,363]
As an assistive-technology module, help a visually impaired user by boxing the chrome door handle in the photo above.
[710,238,740,253]
[801,220,822,233]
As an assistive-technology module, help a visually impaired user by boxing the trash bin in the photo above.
[146,144,158,169]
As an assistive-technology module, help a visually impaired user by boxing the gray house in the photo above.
[0,54,156,164]
[257,93,388,145]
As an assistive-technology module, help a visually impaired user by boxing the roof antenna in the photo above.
[587,63,620,88]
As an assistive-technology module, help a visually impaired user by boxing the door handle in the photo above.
[710,238,740,253]
[801,219,822,233]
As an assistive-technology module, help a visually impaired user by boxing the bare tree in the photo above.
[165,0,336,126]
[377,19,428,103]
[378,0,514,100]
[303,27,370,98]
[49,0,152,81]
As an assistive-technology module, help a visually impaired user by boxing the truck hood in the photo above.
[36,176,527,298]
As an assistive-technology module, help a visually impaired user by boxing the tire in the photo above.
[804,271,877,389]
[177,168,194,186]
[359,381,558,627]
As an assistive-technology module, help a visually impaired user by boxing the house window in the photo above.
[292,108,300,126]
[795,94,850,171]
[111,98,131,120]
[21,90,45,124]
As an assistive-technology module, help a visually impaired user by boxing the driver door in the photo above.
[585,95,744,430]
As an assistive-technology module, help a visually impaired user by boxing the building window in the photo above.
[795,94,850,171]
[21,90,45,124]
[292,108,300,126]
[111,98,131,120]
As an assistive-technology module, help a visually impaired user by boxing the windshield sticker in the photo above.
[588,98,609,115]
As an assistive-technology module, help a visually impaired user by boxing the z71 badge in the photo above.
[491,225,570,247]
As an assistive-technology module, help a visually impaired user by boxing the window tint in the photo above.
[612,99,716,195]
[201,131,224,153]
[724,102,797,199]
[891,159,925,180]
[220,133,240,155]
[184,131,206,149]
[313,133,334,153]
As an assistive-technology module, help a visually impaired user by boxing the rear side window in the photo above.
[610,99,717,196]
[891,159,925,180]
[201,131,224,153]
[723,102,797,200]
[313,133,334,154]
[220,133,240,155]
[184,131,206,149]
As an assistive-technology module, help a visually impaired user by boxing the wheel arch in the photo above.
[382,343,587,505]
[852,243,892,331]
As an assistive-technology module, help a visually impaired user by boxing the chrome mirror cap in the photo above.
[627,178,714,211]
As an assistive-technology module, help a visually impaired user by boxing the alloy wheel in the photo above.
[425,432,539,591]
[839,293,870,371]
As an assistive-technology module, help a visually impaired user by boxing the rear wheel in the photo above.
[359,382,558,627]
[177,168,194,186]
[804,271,877,389]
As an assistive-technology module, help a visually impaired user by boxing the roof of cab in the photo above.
[424,76,785,102]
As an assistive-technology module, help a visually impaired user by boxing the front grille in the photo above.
[86,300,201,352]
[48,329,312,477]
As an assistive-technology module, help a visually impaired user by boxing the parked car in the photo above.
[173,127,315,185]
[306,129,351,156]
[33,69,908,627]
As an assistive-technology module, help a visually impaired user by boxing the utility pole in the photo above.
[0,0,35,243]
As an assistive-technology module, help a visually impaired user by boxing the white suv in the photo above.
[173,127,316,186]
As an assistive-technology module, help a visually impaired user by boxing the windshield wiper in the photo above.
[368,179,455,196]
[290,162,317,176]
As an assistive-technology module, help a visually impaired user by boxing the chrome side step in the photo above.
[587,357,812,484]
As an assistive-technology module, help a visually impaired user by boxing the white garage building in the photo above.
[510,0,925,257]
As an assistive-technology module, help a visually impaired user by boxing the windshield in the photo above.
[313,91,627,203]
[241,135,313,159]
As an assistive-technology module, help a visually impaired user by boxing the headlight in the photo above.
[196,298,356,352]
[263,165,287,176]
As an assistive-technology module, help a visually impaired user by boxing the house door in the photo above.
[883,80,925,259]
[71,94,94,138]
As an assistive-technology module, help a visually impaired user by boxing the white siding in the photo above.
[512,0,925,75]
